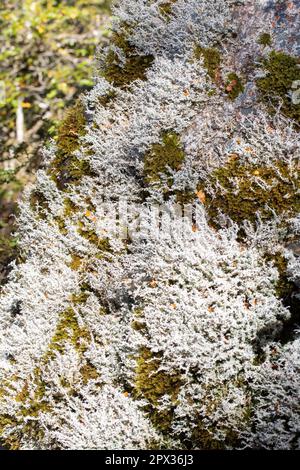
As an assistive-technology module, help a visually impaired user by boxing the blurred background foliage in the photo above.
[0,0,112,283]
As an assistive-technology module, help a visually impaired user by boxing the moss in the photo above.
[63,197,80,217]
[47,308,90,357]
[258,32,272,47]
[264,252,295,300]
[159,0,177,19]
[102,32,154,88]
[78,222,111,252]
[49,100,94,190]
[98,90,117,107]
[225,73,244,100]
[29,190,50,218]
[144,132,185,191]
[256,51,300,126]
[54,216,68,236]
[79,361,100,385]
[202,158,300,230]
[134,347,182,432]
[69,254,83,271]
[194,46,221,81]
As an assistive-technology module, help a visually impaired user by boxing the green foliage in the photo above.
[256,51,300,125]
[102,32,154,87]
[143,131,185,189]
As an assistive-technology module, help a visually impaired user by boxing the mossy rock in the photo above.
[256,51,300,126]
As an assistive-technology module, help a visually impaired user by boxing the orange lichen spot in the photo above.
[149,279,158,288]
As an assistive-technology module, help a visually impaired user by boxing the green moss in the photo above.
[134,347,182,432]
[264,252,295,300]
[29,190,50,219]
[79,361,100,385]
[63,198,80,217]
[258,32,272,47]
[48,100,94,190]
[159,0,177,19]
[225,73,244,100]
[98,90,117,107]
[194,46,221,81]
[47,308,90,357]
[102,32,154,88]
[69,254,83,271]
[144,132,185,191]
[203,159,300,229]
[77,221,112,252]
[256,51,300,125]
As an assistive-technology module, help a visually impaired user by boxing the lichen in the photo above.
[256,51,300,126]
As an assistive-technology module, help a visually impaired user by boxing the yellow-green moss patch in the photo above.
[256,51,300,126]
[134,347,182,432]
[144,131,185,191]
[257,32,272,47]
[195,46,221,81]
[102,32,154,88]
[202,159,300,228]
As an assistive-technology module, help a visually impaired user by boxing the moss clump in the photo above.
[79,361,99,385]
[258,33,272,47]
[29,190,50,219]
[144,132,185,190]
[49,100,94,190]
[256,51,300,126]
[77,221,112,252]
[203,159,300,229]
[102,32,154,88]
[69,254,83,271]
[264,252,295,300]
[63,198,80,217]
[225,73,244,100]
[47,308,90,357]
[134,347,182,432]
[98,90,117,107]
[195,46,221,81]
[159,0,177,19]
